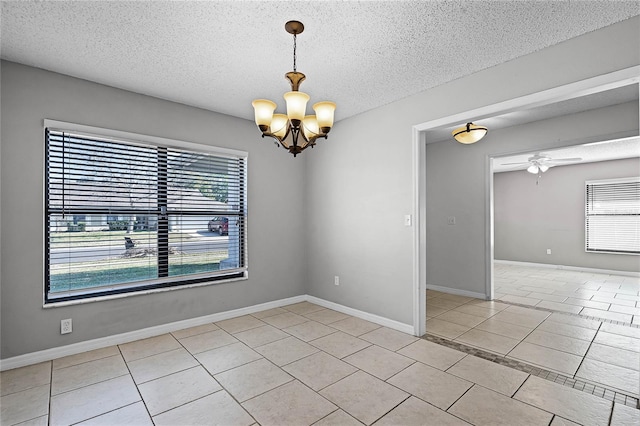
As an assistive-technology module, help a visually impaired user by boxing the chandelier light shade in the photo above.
[252,21,336,157]
[452,122,488,144]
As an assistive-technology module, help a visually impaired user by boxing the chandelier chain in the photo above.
[293,33,297,72]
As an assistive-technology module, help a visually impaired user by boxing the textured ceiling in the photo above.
[1,1,639,123]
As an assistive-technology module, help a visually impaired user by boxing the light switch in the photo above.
[404,214,412,227]
[447,216,456,225]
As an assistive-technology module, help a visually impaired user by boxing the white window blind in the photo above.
[45,127,247,303]
[585,177,639,254]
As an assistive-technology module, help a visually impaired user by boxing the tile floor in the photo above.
[2,300,638,425]
[494,263,640,325]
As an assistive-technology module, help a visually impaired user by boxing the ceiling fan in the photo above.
[501,153,582,174]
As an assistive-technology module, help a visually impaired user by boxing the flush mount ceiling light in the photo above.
[452,122,488,144]
[252,21,336,157]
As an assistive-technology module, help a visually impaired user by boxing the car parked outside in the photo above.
[208,217,229,235]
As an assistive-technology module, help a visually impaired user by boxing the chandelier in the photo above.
[252,21,336,157]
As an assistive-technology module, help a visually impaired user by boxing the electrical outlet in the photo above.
[447,216,456,225]
[61,318,72,334]
[546,249,552,255]
[334,275,340,286]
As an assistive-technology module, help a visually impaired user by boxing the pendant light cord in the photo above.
[292,33,297,72]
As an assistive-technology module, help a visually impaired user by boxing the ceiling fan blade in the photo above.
[546,157,582,163]
[500,161,530,166]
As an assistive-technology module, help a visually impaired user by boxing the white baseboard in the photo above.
[306,296,415,335]
[0,294,414,371]
[426,284,487,300]
[494,259,640,277]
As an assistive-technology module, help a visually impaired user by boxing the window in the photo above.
[585,177,639,254]
[45,124,247,303]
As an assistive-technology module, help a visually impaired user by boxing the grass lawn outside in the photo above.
[50,251,228,293]
[50,230,199,249]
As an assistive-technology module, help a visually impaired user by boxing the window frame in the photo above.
[43,120,248,306]
[585,176,639,255]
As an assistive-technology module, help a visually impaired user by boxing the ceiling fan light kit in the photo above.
[252,21,336,157]
[452,122,488,144]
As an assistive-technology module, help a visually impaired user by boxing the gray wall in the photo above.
[495,157,640,272]
[0,61,308,359]
[306,17,639,323]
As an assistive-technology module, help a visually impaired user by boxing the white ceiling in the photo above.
[1,1,639,123]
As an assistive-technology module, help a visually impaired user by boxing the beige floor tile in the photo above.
[243,380,336,426]
[427,298,469,310]
[195,342,262,375]
[0,362,51,397]
[563,298,611,311]
[14,415,48,426]
[536,301,583,314]
[586,343,640,371]
[436,294,476,304]
[591,296,636,307]
[216,315,266,334]
[426,305,453,317]
[251,307,288,319]
[76,401,153,426]
[580,308,633,323]
[119,334,181,362]
[329,317,381,336]
[467,300,510,311]
[178,328,238,354]
[609,305,640,317]
[449,384,552,426]
[283,320,337,342]
[387,362,472,410]
[452,303,501,318]
[426,318,471,339]
[282,351,357,391]
[536,320,598,341]
[170,322,219,339]
[599,322,640,339]
[320,371,409,425]
[610,402,640,426]
[214,358,293,402]
[503,305,551,321]
[490,311,547,329]
[377,396,469,426]
[343,345,414,380]
[550,416,581,426]
[474,317,533,340]
[358,327,417,351]
[283,301,326,316]
[49,375,140,426]
[138,366,221,415]
[261,312,309,329]
[303,309,350,324]
[514,376,612,426]
[313,409,362,426]
[523,330,591,356]
[508,342,582,375]
[576,358,640,395]
[0,384,49,426]
[153,390,254,426]
[51,354,128,395]
[310,331,371,359]
[255,336,319,366]
[546,312,602,330]
[593,331,640,353]
[446,354,529,396]
[52,346,119,370]
[397,339,466,371]
[435,310,487,327]
[500,294,542,306]
[456,329,520,355]
[233,324,289,348]
[127,347,198,384]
